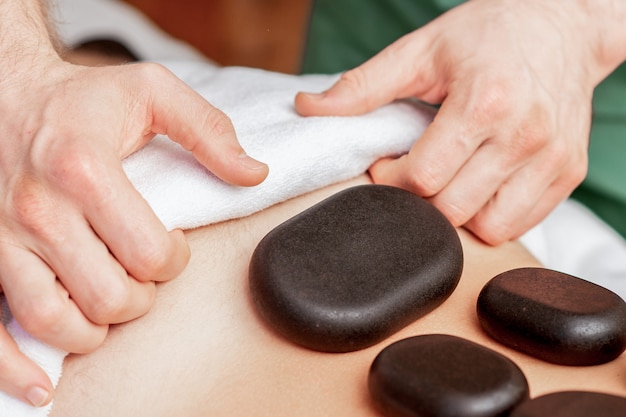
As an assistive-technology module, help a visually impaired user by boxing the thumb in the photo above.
[295,33,431,117]
[149,66,269,187]
[0,323,54,407]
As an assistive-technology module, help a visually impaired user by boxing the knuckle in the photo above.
[338,68,368,93]
[545,144,570,171]
[468,79,513,125]
[541,138,586,182]
[133,61,173,84]
[201,107,234,139]
[17,298,67,337]
[49,146,104,191]
[514,121,551,156]
[87,281,133,324]
[10,177,63,244]
[130,240,175,281]
[561,154,588,190]
[72,330,108,354]
[404,163,444,197]
[49,148,117,211]
[335,68,375,110]
[438,201,471,227]
[470,214,515,246]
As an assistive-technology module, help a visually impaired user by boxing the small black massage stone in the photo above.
[510,391,626,417]
[368,334,530,417]
[248,185,463,352]
[477,267,626,366]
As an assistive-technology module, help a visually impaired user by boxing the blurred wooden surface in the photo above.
[123,0,312,74]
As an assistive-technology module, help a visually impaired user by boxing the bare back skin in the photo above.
[49,175,626,417]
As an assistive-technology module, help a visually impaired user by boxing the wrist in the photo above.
[0,0,61,82]
[568,0,626,83]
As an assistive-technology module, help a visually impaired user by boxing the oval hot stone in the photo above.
[477,267,626,366]
[368,334,530,417]
[510,391,626,417]
[248,185,463,352]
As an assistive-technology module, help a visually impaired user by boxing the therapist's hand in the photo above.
[0,57,268,405]
[296,0,626,244]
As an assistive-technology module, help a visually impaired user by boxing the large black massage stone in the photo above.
[477,267,626,366]
[368,334,530,417]
[248,185,463,352]
[510,391,626,417]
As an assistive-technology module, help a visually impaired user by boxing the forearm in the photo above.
[0,0,60,82]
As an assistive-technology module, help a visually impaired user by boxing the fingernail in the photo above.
[26,386,50,407]
[300,92,324,100]
[238,153,268,171]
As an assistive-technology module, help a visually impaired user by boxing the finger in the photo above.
[295,32,435,117]
[0,322,54,407]
[370,94,489,198]
[516,175,586,238]
[88,179,190,284]
[37,209,157,325]
[427,137,533,226]
[0,244,107,353]
[57,148,191,283]
[146,64,268,187]
[465,182,551,246]
[465,150,586,245]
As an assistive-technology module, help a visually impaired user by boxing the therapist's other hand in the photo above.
[0,58,268,405]
[296,0,626,244]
